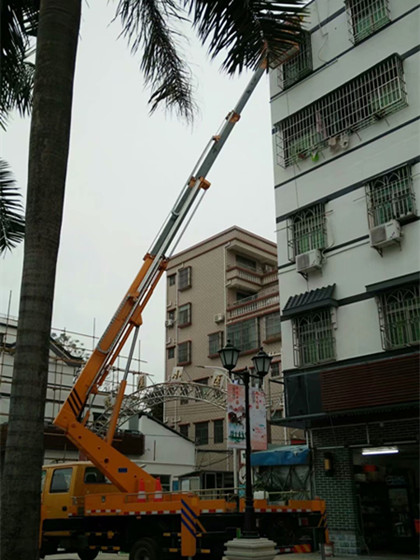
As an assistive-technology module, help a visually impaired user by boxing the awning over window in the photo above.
[282,284,337,319]
[251,445,309,466]
[366,272,419,293]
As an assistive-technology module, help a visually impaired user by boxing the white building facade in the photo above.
[270,1,419,555]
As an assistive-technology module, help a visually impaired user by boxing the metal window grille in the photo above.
[178,267,191,290]
[292,308,335,367]
[287,204,326,260]
[277,31,313,91]
[346,0,390,44]
[366,165,416,227]
[209,331,223,355]
[178,303,191,326]
[275,54,407,168]
[227,318,258,352]
[177,341,191,364]
[265,312,281,339]
[377,284,420,350]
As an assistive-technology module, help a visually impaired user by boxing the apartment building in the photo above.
[270,0,419,555]
[164,227,301,486]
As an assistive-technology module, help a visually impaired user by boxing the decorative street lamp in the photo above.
[218,341,272,538]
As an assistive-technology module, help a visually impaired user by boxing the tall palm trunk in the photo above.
[0,1,81,558]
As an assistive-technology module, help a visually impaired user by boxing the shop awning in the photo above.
[251,445,309,466]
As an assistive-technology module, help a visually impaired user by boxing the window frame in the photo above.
[227,317,259,353]
[168,274,176,286]
[208,331,224,357]
[178,267,192,291]
[376,284,420,350]
[264,312,282,341]
[292,308,336,367]
[278,30,313,91]
[365,164,416,228]
[213,419,224,444]
[167,346,175,359]
[287,204,326,260]
[346,0,390,44]
[178,303,192,327]
[177,340,192,365]
[50,468,73,494]
[179,424,189,438]
[195,421,209,446]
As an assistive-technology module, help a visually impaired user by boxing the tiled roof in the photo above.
[282,284,337,318]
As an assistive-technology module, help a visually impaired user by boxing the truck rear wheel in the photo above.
[129,537,158,560]
[77,550,99,560]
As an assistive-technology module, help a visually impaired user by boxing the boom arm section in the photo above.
[54,66,266,493]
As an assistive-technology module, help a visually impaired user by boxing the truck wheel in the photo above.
[129,537,158,560]
[77,550,99,560]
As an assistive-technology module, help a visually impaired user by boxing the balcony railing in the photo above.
[227,291,280,320]
[226,267,278,288]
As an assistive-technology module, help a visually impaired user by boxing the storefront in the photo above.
[353,443,419,554]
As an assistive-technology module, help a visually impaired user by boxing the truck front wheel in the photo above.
[78,550,99,560]
[129,537,158,560]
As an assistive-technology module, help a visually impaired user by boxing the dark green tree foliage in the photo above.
[0,159,25,253]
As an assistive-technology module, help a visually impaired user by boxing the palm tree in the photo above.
[0,2,305,559]
[0,160,25,253]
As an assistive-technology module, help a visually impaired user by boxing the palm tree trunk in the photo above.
[0,1,81,558]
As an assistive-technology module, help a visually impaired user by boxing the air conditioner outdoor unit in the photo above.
[166,337,173,345]
[214,313,225,323]
[296,249,322,274]
[369,220,402,248]
[165,319,174,327]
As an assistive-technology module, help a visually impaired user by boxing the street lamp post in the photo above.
[218,341,272,538]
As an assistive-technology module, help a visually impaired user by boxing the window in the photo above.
[178,303,191,327]
[376,284,420,349]
[288,204,326,259]
[214,419,224,444]
[366,165,416,227]
[346,0,390,44]
[265,312,281,340]
[178,267,192,290]
[84,467,111,484]
[179,424,189,438]
[155,474,171,492]
[195,421,209,445]
[278,31,312,91]
[227,318,258,352]
[168,274,176,286]
[177,341,191,364]
[168,309,175,322]
[236,254,257,271]
[275,55,407,168]
[271,361,281,378]
[41,469,46,492]
[209,331,223,356]
[50,468,73,493]
[167,346,175,359]
[293,308,336,367]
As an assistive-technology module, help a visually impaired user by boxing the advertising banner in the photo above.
[227,382,267,450]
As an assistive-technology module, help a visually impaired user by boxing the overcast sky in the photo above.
[1,3,277,383]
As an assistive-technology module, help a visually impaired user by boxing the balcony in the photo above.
[226,267,277,292]
[227,290,280,321]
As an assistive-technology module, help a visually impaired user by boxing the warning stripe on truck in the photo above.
[277,544,312,554]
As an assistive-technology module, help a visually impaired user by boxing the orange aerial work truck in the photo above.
[40,57,326,560]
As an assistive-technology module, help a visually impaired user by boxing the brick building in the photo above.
[270,0,419,555]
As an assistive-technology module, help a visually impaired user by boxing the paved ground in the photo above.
[47,551,418,560]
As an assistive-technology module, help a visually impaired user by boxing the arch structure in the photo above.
[90,381,227,437]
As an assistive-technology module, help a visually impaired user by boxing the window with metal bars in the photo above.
[178,303,191,327]
[275,54,407,168]
[377,284,420,350]
[177,340,191,364]
[346,0,390,44]
[287,204,326,260]
[195,421,209,445]
[227,318,258,353]
[178,267,192,290]
[292,308,335,367]
[277,30,313,91]
[366,165,416,227]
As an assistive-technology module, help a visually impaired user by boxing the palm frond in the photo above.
[115,0,196,121]
[0,1,38,128]
[0,159,25,255]
[187,0,307,74]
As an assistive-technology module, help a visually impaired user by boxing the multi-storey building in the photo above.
[270,0,419,555]
[164,226,301,487]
